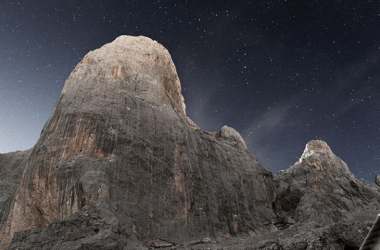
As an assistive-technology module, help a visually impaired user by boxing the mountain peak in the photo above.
[216,125,247,148]
[62,35,186,115]
[297,140,333,163]
[275,139,380,226]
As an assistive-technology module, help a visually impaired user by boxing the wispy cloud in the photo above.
[242,101,294,148]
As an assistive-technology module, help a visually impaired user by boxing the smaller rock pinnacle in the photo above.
[297,140,333,163]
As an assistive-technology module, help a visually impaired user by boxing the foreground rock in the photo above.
[6,206,133,250]
[158,220,373,250]
[7,218,373,250]
[0,36,276,249]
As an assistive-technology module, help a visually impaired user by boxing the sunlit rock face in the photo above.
[61,35,186,116]
[0,36,276,249]
[275,140,380,225]
[296,140,334,164]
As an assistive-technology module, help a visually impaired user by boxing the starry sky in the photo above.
[1,0,379,180]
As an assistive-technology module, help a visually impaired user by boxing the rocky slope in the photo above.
[0,36,379,250]
[274,140,380,226]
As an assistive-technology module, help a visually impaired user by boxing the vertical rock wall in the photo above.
[0,36,277,249]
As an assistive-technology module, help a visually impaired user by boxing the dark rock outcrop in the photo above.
[0,36,276,249]
[170,221,372,250]
[274,140,380,225]
[0,150,31,238]
[6,206,133,250]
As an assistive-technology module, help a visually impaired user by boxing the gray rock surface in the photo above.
[1,36,379,250]
[376,173,380,186]
[214,125,247,148]
[0,150,31,242]
[274,140,380,225]
[7,218,371,250]
[6,206,134,250]
[0,36,276,249]
[164,221,372,250]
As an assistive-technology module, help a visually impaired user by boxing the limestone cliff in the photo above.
[0,36,276,249]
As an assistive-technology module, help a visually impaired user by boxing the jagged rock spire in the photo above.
[297,140,334,164]
[376,173,380,186]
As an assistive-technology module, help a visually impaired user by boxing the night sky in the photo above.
[1,0,379,180]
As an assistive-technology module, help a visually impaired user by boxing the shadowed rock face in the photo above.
[274,140,380,225]
[0,36,276,249]
[0,150,31,233]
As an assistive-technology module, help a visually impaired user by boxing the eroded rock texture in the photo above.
[1,36,379,250]
[0,150,31,242]
[165,221,373,250]
[6,206,132,250]
[274,140,380,225]
[0,36,276,249]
